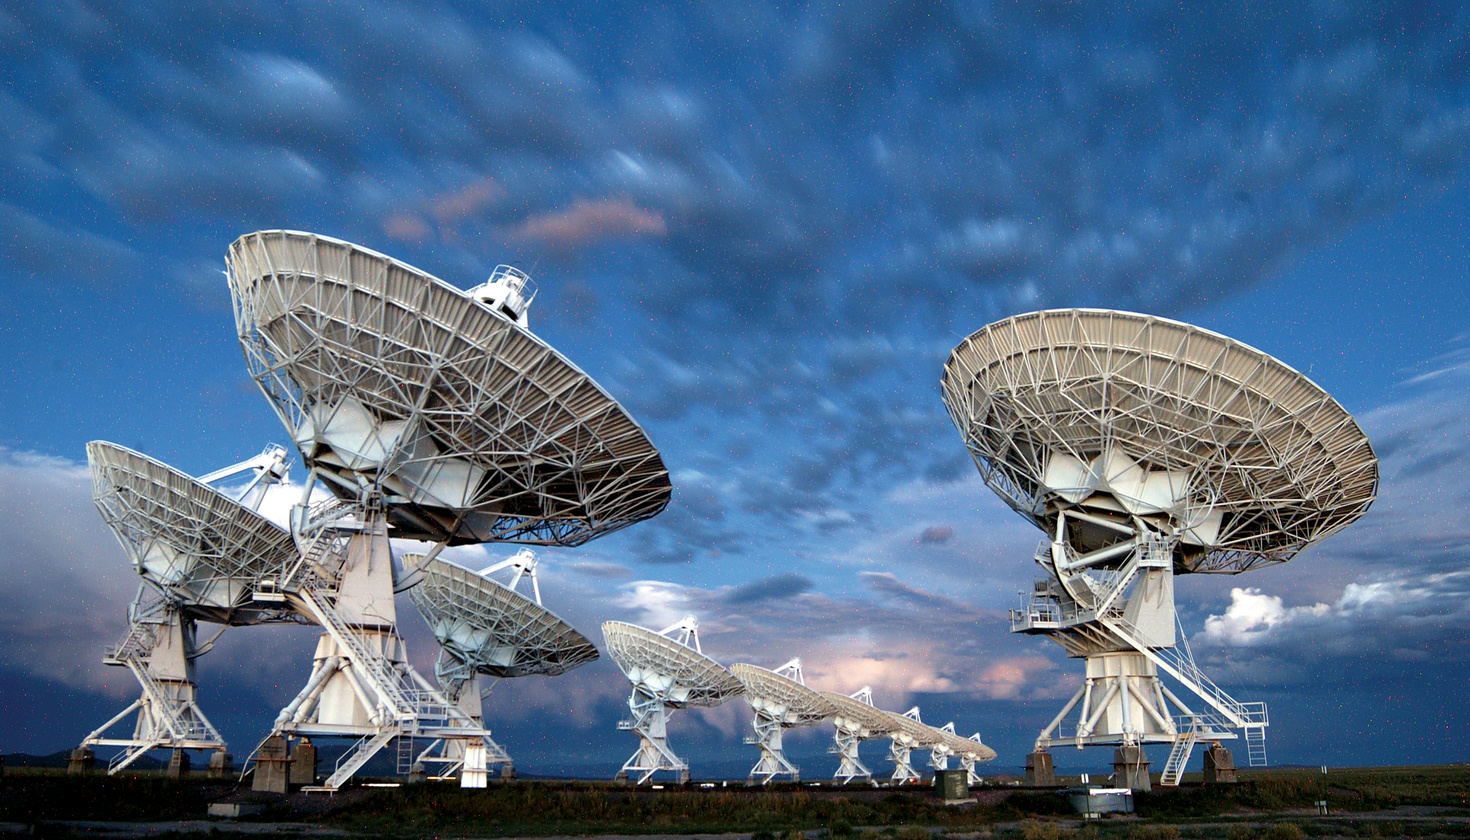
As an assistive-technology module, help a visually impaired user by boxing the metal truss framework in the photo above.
[226,229,671,547]
[604,618,744,785]
[732,660,836,786]
[942,309,1378,789]
[820,687,896,786]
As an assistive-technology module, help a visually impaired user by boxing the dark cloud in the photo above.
[722,573,813,605]
[917,525,953,545]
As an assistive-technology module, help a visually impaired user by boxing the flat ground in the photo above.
[1,764,1467,839]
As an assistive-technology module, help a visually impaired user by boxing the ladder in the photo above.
[1245,724,1268,767]
[296,586,414,723]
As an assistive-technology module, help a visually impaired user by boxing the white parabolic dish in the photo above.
[87,441,296,625]
[602,621,744,707]
[942,308,1379,573]
[819,691,898,738]
[225,230,672,547]
[729,663,836,725]
[883,711,945,747]
[407,556,598,678]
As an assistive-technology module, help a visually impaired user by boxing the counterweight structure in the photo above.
[942,309,1378,789]
[82,442,300,773]
[819,687,896,786]
[730,660,836,785]
[603,617,743,784]
[226,230,671,788]
[405,550,599,785]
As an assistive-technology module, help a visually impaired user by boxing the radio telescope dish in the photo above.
[82,442,298,774]
[883,707,944,785]
[409,553,599,682]
[942,309,1378,791]
[942,309,1377,573]
[933,725,996,785]
[731,660,836,784]
[819,687,896,785]
[227,230,670,790]
[226,229,671,546]
[404,548,593,781]
[87,441,296,625]
[604,617,743,784]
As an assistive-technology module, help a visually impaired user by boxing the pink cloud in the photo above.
[510,197,667,248]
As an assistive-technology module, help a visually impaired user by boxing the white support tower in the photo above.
[819,687,897,786]
[731,659,836,785]
[81,592,226,773]
[604,617,743,785]
[943,309,1379,790]
[227,231,670,788]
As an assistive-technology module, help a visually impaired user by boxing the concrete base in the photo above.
[68,748,96,775]
[251,736,292,794]
[1025,750,1056,787]
[1113,745,1152,792]
[289,740,317,787]
[502,764,516,781]
[208,751,233,779]
[166,749,191,779]
[408,763,427,784]
[1203,744,1237,784]
[678,768,691,785]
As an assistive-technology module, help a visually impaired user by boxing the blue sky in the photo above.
[2,1,1469,776]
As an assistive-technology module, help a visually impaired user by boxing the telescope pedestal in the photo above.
[618,688,688,785]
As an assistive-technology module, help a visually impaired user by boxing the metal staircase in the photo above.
[1159,717,1199,786]
[1101,612,1269,766]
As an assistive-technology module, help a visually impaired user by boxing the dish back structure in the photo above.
[226,230,671,789]
[227,229,671,547]
[819,687,896,785]
[604,617,744,784]
[730,660,835,784]
[942,309,1378,789]
[83,442,298,773]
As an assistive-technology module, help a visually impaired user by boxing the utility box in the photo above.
[935,769,969,802]
[289,740,317,787]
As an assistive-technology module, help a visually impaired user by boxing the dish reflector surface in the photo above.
[819,691,898,737]
[942,309,1378,572]
[602,621,743,707]
[730,663,836,725]
[407,556,598,677]
[87,441,296,625]
[226,230,672,546]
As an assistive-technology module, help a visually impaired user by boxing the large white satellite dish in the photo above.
[730,660,836,785]
[81,442,296,774]
[942,309,1378,790]
[882,706,946,785]
[819,687,896,786]
[403,549,598,781]
[603,617,744,784]
[226,230,671,789]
